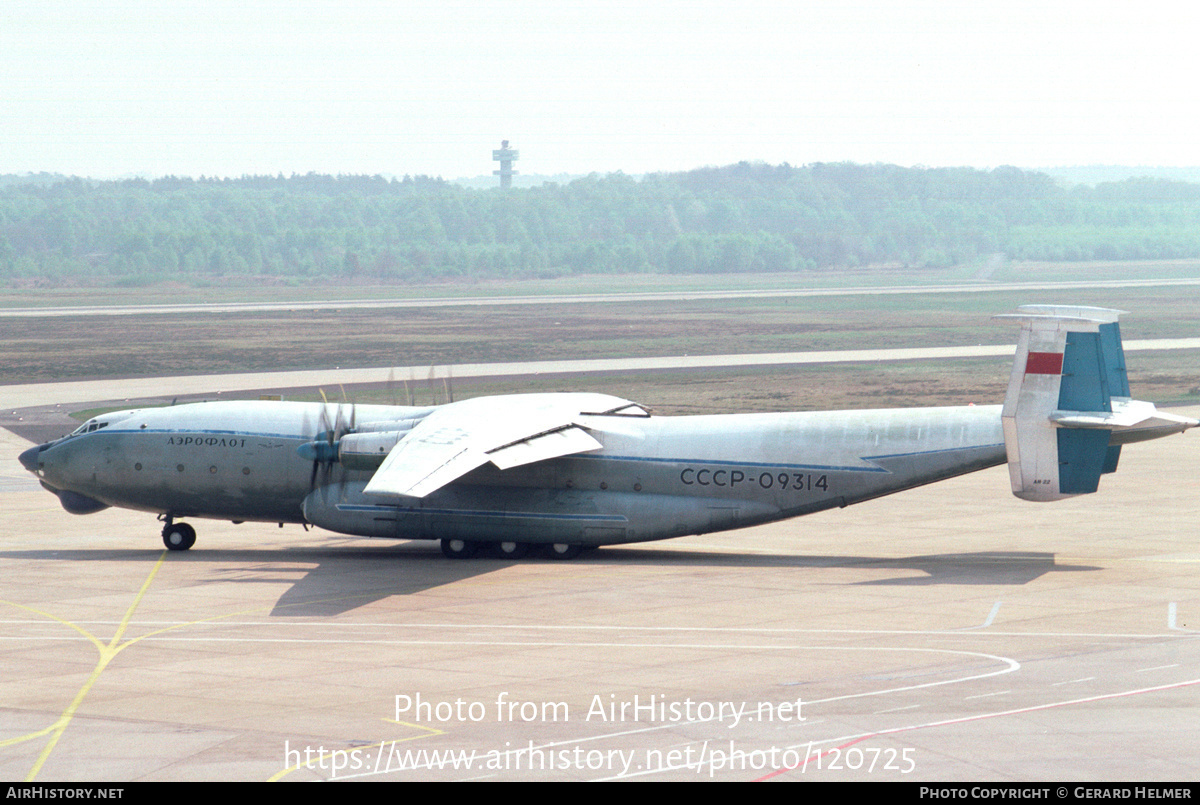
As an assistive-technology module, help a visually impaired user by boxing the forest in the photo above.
[4,162,1200,286]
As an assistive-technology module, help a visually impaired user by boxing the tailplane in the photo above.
[995,305,1196,501]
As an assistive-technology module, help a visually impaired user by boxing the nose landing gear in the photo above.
[160,517,196,551]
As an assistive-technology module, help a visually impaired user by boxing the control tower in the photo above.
[492,140,519,188]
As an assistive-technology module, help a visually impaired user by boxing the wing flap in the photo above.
[487,425,602,470]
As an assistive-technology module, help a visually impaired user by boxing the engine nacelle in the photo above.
[337,431,408,471]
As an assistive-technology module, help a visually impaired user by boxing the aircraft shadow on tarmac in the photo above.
[0,544,1099,617]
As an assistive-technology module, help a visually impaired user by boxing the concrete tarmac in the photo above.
[2,405,1198,782]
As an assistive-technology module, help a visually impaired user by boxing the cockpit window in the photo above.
[68,420,109,437]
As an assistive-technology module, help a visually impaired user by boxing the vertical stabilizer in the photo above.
[996,306,1194,501]
[995,306,1124,501]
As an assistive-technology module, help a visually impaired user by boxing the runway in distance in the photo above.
[17,306,1197,559]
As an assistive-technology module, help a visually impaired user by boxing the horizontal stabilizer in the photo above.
[1051,398,1197,443]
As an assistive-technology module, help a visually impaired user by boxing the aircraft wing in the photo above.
[362,393,645,498]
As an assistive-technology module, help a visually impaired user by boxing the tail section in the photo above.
[995,305,1196,501]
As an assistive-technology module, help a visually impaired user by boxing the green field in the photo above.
[2,257,1200,309]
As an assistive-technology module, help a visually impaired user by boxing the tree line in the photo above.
[4,163,1200,285]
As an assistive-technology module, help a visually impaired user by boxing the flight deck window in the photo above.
[70,421,109,437]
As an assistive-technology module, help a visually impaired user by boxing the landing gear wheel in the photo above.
[440,538,479,559]
[545,543,584,560]
[494,541,531,559]
[163,522,196,551]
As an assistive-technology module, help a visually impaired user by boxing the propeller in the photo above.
[422,365,452,405]
[386,368,416,407]
[297,389,357,499]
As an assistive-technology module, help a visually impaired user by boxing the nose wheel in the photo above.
[162,522,196,551]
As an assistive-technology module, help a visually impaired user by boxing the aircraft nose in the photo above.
[18,444,41,473]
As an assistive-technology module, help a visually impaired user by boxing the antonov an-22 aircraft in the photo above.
[17,306,1197,559]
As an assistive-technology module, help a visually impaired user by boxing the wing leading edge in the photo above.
[362,393,646,498]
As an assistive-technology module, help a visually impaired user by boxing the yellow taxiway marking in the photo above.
[1,555,454,781]
[2,551,167,781]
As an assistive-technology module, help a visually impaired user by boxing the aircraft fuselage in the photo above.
[23,399,1006,547]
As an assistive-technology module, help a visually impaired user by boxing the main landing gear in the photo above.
[439,538,585,560]
[544,542,584,560]
[160,517,196,551]
[439,538,479,559]
[495,540,532,560]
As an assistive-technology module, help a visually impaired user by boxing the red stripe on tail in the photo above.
[1025,351,1064,375]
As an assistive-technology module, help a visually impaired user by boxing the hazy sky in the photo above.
[3,0,1197,179]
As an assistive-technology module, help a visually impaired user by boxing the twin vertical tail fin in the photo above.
[995,305,1196,501]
